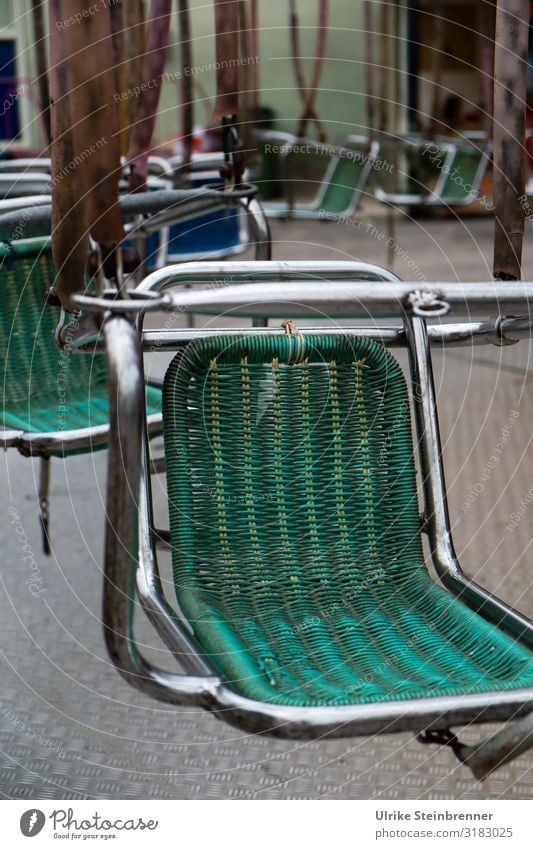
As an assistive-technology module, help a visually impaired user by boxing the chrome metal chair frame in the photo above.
[72,262,533,739]
[0,188,271,276]
[0,186,270,453]
[0,157,53,172]
[256,132,380,219]
[374,139,490,208]
[0,156,173,178]
[0,172,52,197]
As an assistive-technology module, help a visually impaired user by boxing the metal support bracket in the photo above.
[418,711,533,781]
[38,456,51,556]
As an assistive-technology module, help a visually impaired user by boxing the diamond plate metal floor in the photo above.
[1,213,533,799]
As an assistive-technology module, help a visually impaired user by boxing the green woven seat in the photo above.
[1,239,161,455]
[375,142,488,208]
[163,334,533,707]
[263,138,376,219]
[436,146,487,205]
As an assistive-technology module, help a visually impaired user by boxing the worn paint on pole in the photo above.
[492,0,529,280]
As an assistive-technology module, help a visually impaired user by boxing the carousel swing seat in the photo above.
[0,238,163,452]
[96,263,533,772]
[0,237,163,550]
[260,135,380,220]
[161,332,533,707]
[374,138,490,209]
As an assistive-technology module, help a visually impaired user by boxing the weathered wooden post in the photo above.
[492,0,530,280]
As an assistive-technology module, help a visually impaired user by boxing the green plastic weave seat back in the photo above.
[0,213,51,243]
[252,138,285,201]
[163,334,533,706]
[439,148,485,204]
[0,239,161,454]
[402,144,444,196]
[317,151,368,214]
[287,142,370,215]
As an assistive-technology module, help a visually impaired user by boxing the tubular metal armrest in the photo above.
[127,195,270,255]
[254,130,298,145]
[120,155,174,180]
[139,318,533,351]
[405,316,533,647]
[64,264,399,361]
[103,314,222,705]
[0,413,162,456]
[0,173,52,198]
[67,262,533,322]
[125,197,223,234]
[0,187,259,235]
[0,194,51,212]
[0,156,173,178]
[0,172,51,183]
[0,158,52,172]
[132,262,533,317]
[136,259,401,296]
[374,186,425,205]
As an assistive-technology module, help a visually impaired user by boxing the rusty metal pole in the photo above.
[393,0,401,134]
[430,2,444,136]
[249,0,260,118]
[492,0,529,281]
[364,0,375,137]
[302,0,329,141]
[450,0,533,780]
[212,0,242,192]
[178,0,194,167]
[238,0,255,159]
[212,0,240,121]
[378,0,388,133]
[31,0,51,146]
